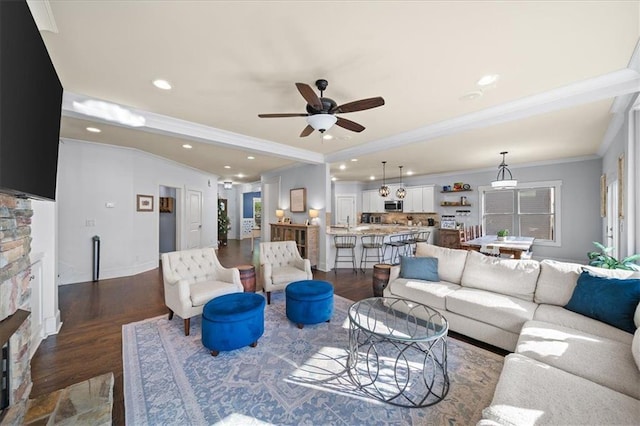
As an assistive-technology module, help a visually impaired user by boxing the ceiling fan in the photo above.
[258,79,385,137]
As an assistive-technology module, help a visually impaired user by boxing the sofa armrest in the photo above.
[302,259,313,278]
[389,265,401,282]
[261,263,273,288]
[164,278,192,308]
[215,265,241,286]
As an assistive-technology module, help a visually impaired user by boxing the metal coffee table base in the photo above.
[347,324,449,408]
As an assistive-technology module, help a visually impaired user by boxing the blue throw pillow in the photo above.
[400,256,439,282]
[565,271,640,333]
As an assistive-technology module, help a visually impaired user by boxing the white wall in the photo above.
[57,139,219,285]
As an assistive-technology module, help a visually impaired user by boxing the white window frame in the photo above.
[479,180,562,248]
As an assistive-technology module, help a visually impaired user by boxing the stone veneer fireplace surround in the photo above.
[0,194,35,423]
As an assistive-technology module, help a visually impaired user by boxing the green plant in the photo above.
[587,242,640,271]
[497,229,509,237]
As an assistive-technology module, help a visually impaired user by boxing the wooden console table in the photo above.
[270,223,319,267]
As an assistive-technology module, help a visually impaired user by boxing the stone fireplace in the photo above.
[0,194,34,423]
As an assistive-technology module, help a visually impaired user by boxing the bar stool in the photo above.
[411,230,431,253]
[383,233,410,265]
[359,234,385,272]
[334,235,357,274]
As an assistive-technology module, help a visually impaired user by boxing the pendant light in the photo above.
[396,166,406,199]
[378,161,390,197]
[491,151,517,189]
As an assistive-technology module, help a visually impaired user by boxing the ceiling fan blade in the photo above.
[295,83,323,110]
[258,113,309,118]
[336,117,365,133]
[300,125,314,137]
[332,97,385,114]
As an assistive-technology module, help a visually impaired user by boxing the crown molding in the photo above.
[61,92,325,165]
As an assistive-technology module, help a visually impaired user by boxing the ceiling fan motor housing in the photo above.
[306,97,337,114]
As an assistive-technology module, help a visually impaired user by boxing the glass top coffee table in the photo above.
[347,297,449,408]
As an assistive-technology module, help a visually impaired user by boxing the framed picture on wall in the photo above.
[290,188,306,213]
[136,194,154,212]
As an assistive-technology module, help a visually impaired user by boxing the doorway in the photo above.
[159,186,178,253]
[335,195,356,226]
[606,180,619,258]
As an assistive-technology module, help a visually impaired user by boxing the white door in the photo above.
[186,189,202,249]
[606,180,619,258]
[336,195,356,226]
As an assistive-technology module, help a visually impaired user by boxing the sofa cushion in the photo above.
[460,250,540,302]
[633,328,640,372]
[190,280,240,306]
[534,259,583,305]
[533,304,634,345]
[386,278,460,310]
[270,266,310,286]
[565,271,640,333]
[446,288,537,334]
[414,243,468,284]
[399,256,439,281]
[517,320,640,399]
[482,354,640,426]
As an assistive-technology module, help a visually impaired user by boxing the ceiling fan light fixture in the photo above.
[306,114,337,133]
[491,151,517,189]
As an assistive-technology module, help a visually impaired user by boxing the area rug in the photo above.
[123,294,504,425]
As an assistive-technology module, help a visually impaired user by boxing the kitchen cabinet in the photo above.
[362,190,384,213]
[403,185,435,213]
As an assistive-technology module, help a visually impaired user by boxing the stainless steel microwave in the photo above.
[384,200,403,212]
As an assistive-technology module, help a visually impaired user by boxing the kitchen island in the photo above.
[326,225,437,270]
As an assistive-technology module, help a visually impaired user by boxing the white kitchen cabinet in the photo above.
[421,185,435,212]
[362,190,384,213]
[404,187,423,213]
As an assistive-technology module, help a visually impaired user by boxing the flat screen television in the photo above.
[0,0,63,201]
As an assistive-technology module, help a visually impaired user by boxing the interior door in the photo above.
[336,195,356,226]
[606,180,619,258]
[186,188,202,249]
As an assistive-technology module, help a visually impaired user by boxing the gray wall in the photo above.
[159,186,176,253]
[362,158,602,263]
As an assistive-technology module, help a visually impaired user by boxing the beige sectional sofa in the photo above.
[383,243,640,425]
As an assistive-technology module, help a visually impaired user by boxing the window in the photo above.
[480,181,561,246]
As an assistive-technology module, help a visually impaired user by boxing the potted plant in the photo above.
[587,242,640,271]
[497,229,509,241]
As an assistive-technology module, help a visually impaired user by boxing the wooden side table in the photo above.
[372,264,392,297]
[237,264,256,293]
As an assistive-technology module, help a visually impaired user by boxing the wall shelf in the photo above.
[440,189,473,193]
[440,202,471,207]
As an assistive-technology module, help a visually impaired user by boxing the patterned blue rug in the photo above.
[123,294,503,425]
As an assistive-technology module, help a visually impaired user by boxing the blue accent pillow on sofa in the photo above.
[565,271,640,333]
[400,256,439,282]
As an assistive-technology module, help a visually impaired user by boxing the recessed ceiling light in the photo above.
[477,74,500,87]
[153,79,172,90]
[460,90,483,101]
[370,176,375,180]
[406,170,414,176]
[351,158,358,162]
[224,165,231,169]
[339,164,346,170]
[323,134,333,140]
[182,144,192,149]
[86,127,101,133]
[331,177,337,181]
[247,156,255,160]
[236,173,244,178]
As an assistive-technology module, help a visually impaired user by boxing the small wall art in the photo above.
[137,194,154,212]
[290,188,307,213]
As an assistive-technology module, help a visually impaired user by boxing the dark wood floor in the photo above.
[30,238,505,425]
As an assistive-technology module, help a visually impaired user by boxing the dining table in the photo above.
[461,235,534,259]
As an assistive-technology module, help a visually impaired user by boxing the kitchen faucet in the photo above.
[346,216,350,230]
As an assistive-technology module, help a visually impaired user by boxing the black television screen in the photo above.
[0,0,63,201]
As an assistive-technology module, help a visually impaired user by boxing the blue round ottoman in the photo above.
[285,280,334,329]
[202,292,265,356]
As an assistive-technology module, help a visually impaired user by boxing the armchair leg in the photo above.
[168,309,174,320]
[184,318,190,336]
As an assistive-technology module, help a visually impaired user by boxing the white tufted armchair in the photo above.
[260,241,313,304]
[161,247,243,335]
